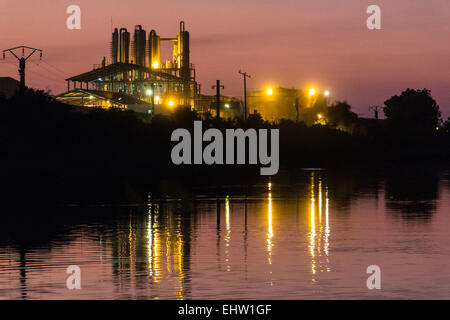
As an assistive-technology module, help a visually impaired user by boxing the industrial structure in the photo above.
[57,22,224,115]
[2,46,43,90]
[247,87,329,124]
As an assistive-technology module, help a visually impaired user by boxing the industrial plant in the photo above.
[57,21,240,116]
[54,21,330,122]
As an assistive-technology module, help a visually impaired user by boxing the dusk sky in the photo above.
[1,0,449,117]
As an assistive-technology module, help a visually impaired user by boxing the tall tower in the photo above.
[119,28,131,63]
[148,30,161,69]
[133,25,147,66]
[178,21,190,79]
[111,28,119,64]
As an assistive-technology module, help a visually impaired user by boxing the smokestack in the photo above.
[119,28,131,63]
[133,25,146,66]
[111,28,119,64]
[178,21,190,79]
[148,29,161,69]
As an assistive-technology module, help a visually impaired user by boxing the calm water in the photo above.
[1,168,450,299]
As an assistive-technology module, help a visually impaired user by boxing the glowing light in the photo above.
[152,62,159,69]
[89,95,94,100]
[146,89,153,96]
[168,100,175,107]
[224,104,230,109]
[324,91,330,97]
[266,88,273,96]
[309,88,316,96]
[266,181,274,265]
[309,173,316,276]
[317,113,323,119]
[225,196,231,272]
[155,96,160,104]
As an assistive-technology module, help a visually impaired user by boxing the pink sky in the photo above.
[1,0,449,118]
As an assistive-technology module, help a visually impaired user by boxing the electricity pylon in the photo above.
[3,46,43,90]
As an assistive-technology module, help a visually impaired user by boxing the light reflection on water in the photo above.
[1,168,450,299]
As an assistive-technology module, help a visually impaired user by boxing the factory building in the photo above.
[57,22,202,115]
[248,87,328,124]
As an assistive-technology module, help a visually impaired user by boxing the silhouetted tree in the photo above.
[441,117,450,136]
[246,110,267,128]
[326,101,358,132]
[383,89,441,137]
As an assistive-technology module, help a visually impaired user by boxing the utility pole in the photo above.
[212,80,224,120]
[239,70,251,121]
[369,106,382,120]
[3,46,43,91]
[151,82,162,115]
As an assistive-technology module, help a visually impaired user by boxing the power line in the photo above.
[26,65,64,84]
[31,62,65,80]
[41,60,70,77]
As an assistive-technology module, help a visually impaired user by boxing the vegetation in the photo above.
[0,87,448,186]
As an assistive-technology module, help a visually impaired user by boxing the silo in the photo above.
[178,21,190,79]
[119,28,131,63]
[133,25,147,66]
[111,28,119,64]
[148,30,160,69]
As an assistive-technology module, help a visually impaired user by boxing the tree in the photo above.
[326,101,358,131]
[246,109,267,128]
[383,89,441,137]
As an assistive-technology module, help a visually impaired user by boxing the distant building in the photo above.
[248,87,328,123]
[56,21,245,118]
[196,94,243,119]
[57,22,204,115]
[0,77,20,99]
[55,89,155,115]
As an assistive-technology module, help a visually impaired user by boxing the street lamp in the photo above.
[309,88,316,96]
[266,88,273,96]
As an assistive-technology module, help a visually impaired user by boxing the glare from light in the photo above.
[309,88,316,96]
[224,104,230,109]
[324,91,330,97]
[169,100,175,107]
[146,89,153,96]
[266,88,273,96]
[317,113,323,119]
[155,96,160,104]
[152,62,159,69]
[89,95,94,100]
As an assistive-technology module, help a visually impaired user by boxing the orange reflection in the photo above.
[267,186,274,265]
[308,172,331,281]
[224,196,231,272]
